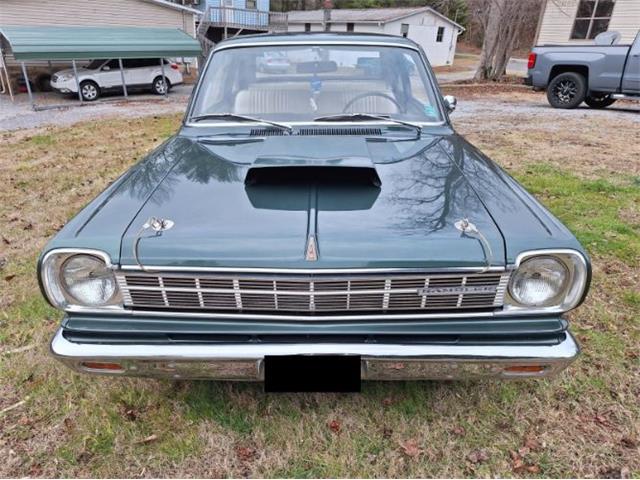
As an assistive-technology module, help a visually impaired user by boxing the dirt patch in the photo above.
[448,90,640,179]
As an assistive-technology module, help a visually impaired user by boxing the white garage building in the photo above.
[286,7,464,66]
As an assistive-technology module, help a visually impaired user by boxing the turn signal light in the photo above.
[170,63,179,70]
[504,365,545,373]
[81,361,124,371]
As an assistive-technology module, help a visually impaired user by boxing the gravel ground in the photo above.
[446,89,640,128]
[1,83,637,133]
[0,85,193,132]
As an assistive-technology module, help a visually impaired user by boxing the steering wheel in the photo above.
[342,92,403,114]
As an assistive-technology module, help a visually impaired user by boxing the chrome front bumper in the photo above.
[50,328,580,381]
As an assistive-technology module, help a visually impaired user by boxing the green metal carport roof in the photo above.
[0,25,201,60]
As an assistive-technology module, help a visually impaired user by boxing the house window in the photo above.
[246,0,256,9]
[570,0,616,39]
[346,22,354,32]
[400,23,409,37]
[436,26,445,42]
[304,23,311,32]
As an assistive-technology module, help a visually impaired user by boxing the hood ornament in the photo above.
[133,217,175,271]
[454,218,493,273]
[305,234,319,262]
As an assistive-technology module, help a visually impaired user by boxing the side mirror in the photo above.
[102,66,111,71]
[443,95,457,113]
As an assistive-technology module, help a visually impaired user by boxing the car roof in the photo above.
[215,32,420,49]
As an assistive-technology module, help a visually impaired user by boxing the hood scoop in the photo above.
[244,136,381,186]
[245,155,381,187]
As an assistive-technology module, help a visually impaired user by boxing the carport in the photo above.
[0,25,201,110]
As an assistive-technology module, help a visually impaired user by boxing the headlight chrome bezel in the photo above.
[40,248,123,311]
[505,249,589,313]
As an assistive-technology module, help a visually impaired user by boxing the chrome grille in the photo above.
[117,271,510,315]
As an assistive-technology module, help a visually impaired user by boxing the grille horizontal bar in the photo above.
[117,271,510,316]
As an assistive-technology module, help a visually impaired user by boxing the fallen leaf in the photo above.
[124,408,138,421]
[526,465,541,474]
[523,436,541,451]
[63,418,75,431]
[382,426,393,439]
[328,419,341,434]
[382,397,394,407]
[518,446,530,457]
[452,425,466,436]
[4,274,16,282]
[399,439,422,458]
[512,458,525,473]
[620,436,637,448]
[235,446,256,462]
[467,449,489,464]
[136,434,158,444]
[509,450,520,461]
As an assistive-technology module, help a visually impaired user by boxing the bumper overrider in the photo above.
[50,328,580,381]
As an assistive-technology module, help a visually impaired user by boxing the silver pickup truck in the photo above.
[527,31,640,109]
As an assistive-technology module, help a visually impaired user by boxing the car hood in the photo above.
[108,134,504,269]
[49,131,582,269]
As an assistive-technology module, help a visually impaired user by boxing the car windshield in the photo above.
[190,44,443,124]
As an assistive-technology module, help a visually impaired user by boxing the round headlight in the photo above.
[60,254,117,307]
[509,256,569,307]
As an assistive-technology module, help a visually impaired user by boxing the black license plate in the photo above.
[264,355,361,392]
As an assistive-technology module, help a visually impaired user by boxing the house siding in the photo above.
[537,0,640,45]
[287,11,460,66]
[0,0,196,36]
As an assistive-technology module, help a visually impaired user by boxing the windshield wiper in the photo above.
[313,113,421,137]
[190,113,293,134]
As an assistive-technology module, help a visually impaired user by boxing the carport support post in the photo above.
[159,58,167,97]
[118,58,128,98]
[71,60,83,104]
[20,62,35,110]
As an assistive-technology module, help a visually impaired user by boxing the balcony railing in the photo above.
[201,6,288,31]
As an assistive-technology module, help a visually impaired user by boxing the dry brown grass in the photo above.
[0,101,639,478]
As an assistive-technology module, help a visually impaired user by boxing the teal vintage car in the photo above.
[39,33,590,388]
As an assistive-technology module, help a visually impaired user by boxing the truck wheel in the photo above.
[547,72,586,109]
[584,94,616,109]
[79,81,100,101]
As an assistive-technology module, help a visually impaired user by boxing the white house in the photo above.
[286,7,464,66]
[535,0,640,44]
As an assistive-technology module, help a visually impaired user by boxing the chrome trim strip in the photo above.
[212,40,423,53]
[119,265,508,274]
[50,328,580,381]
[64,304,497,321]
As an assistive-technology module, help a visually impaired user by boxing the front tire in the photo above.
[151,76,170,95]
[546,72,586,109]
[79,81,100,101]
[584,94,616,109]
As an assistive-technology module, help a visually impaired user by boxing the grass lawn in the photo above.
[0,96,638,477]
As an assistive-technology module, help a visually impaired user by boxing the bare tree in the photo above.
[472,0,542,81]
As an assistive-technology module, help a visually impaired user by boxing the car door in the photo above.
[96,59,124,89]
[123,59,152,88]
[621,33,640,93]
